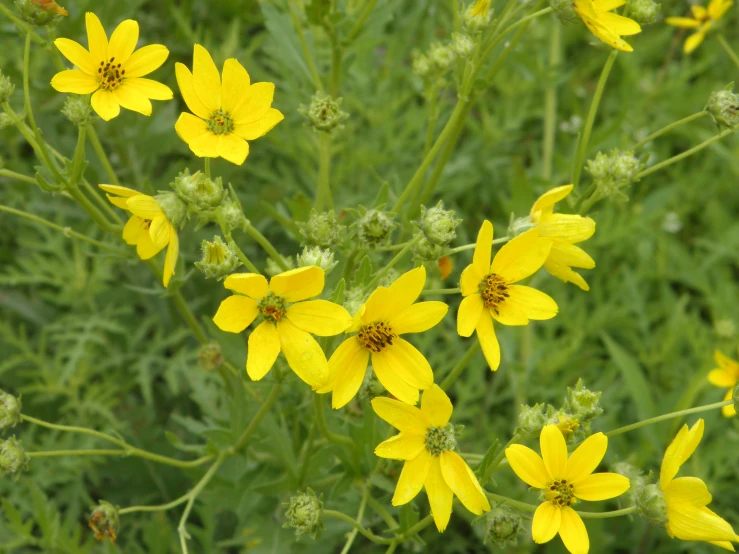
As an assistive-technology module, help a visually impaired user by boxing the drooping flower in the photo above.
[317,267,448,408]
[212,267,351,387]
[372,385,491,531]
[574,0,642,52]
[457,222,558,371]
[174,45,284,166]
[505,425,630,554]
[99,185,179,287]
[708,350,739,417]
[51,13,172,121]
[530,185,596,291]
[659,419,739,550]
[667,0,733,53]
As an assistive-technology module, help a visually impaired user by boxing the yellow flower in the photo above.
[708,350,739,417]
[316,267,447,408]
[457,221,558,371]
[51,13,172,121]
[505,425,630,554]
[371,385,491,531]
[470,0,491,17]
[667,0,733,53]
[660,419,739,550]
[212,267,351,387]
[574,0,642,52]
[530,185,596,291]
[174,45,284,166]
[99,185,178,287]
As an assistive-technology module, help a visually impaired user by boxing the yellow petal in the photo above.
[246,321,280,380]
[581,15,635,51]
[327,338,369,408]
[91,89,120,121]
[224,273,269,299]
[270,266,325,302]
[692,5,709,18]
[221,58,251,114]
[386,266,427,313]
[373,354,421,404]
[375,433,426,460]
[708,369,736,388]
[439,451,491,514]
[362,286,393,323]
[558,507,589,554]
[373,338,434,391]
[722,388,737,417]
[490,229,551,284]
[192,44,221,113]
[532,501,562,544]
[594,0,626,10]
[540,425,568,480]
[389,301,448,335]
[476,312,500,370]
[544,258,591,291]
[549,242,596,269]
[537,213,596,243]
[660,419,704,488]
[107,19,138,64]
[598,11,642,35]
[51,70,99,94]
[460,263,482,296]
[574,472,630,501]
[175,112,209,146]
[162,226,178,288]
[232,82,276,124]
[135,229,163,260]
[530,185,574,220]
[99,184,139,197]
[371,396,429,433]
[504,285,558,321]
[565,432,607,482]
[457,294,484,337]
[663,476,712,506]
[277,318,328,387]
[490,297,529,326]
[709,0,732,20]
[425,457,454,532]
[666,16,703,28]
[472,220,494,278]
[392,450,432,505]
[85,12,108,63]
[54,38,96,74]
[189,133,220,158]
[125,77,173,100]
[667,504,739,543]
[124,44,170,78]
[175,62,211,119]
[286,299,351,336]
[714,349,739,372]
[684,31,706,53]
[113,82,152,116]
[126,195,163,219]
[217,133,249,165]
[421,384,453,427]
[149,215,170,250]
[505,444,550,489]
[212,295,259,333]
[233,108,284,141]
[122,215,146,245]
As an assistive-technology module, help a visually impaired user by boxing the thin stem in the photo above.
[482,435,519,482]
[486,493,637,518]
[323,510,394,545]
[0,4,46,44]
[385,542,398,554]
[542,22,560,180]
[230,383,282,453]
[216,214,260,273]
[421,287,461,295]
[440,342,480,389]
[364,235,422,292]
[313,394,355,448]
[329,30,343,96]
[571,50,618,188]
[632,111,709,150]
[69,125,87,187]
[717,34,739,70]
[67,185,120,233]
[204,157,211,179]
[345,0,379,44]
[120,491,192,515]
[178,453,227,554]
[423,84,441,158]
[289,4,325,92]
[245,223,290,270]
[447,236,509,256]
[339,489,369,554]
[27,449,127,458]
[315,133,333,210]
[605,399,734,437]
[366,494,398,529]
[497,7,553,38]
[0,169,37,185]
[87,126,121,187]
[168,286,209,345]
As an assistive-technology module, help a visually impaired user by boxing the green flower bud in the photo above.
[413,236,448,263]
[463,0,492,32]
[0,113,13,130]
[508,214,536,238]
[515,403,548,439]
[298,210,345,249]
[296,246,337,275]
[355,209,397,248]
[89,500,120,543]
[198,342,224,372]
[61,95,94,126]
[0,71,15,103]
[298,91,349,133]
[14,0,64,26]
[417,201,461,246]
[564,379,603,422]
[550,0,579,23]
[706,85,739,129]
[628,0,661,25]
[428,42,457,72]
[714,318,736,338]
[283,488,324,538]
[195,236,241,280]
[154,192,188,228]
[637,483,668,526]
[0,391,21,430]
[265,256,294,277]
[0,436,29,481]
[483,503,525,547]
[219,197,248,233]
[412,52,432,78]
[451,33,475,58]
[173,169,226,210]
[586,148,641,199]
[612,461,646,507]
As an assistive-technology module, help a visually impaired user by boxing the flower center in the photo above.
[425,424,457,456]
[259,293,287,323]
[357,322,397,353]
[479,273,509,313]
[97,57,125,91]
[547,479,576,507]
[207,109,235,135]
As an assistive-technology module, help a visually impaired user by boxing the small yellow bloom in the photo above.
[505,425,630,554]
[317,267,448,408]
[574,0,642,52]
[708,350,739,417]
[530,185,596,291]
[174,45,284,166]
[667,0,733,53]
[457,221,558,371]
[660,419,739,549]
[212,267,351,387]
[372,385,491,532]
[99,185,178,287]
[51,13,172,121]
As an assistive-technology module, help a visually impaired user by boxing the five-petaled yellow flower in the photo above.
[574,0,642,52]
[213,267,351,387]
[99,185,178,287]
[317,267,448,408]
[659,419,739,550]
[457,221,558,371]
[51,13,172,121]
[708,350,738,417]
[505,425,630,554]
[174,45,284,166]
[372,385,491,532]
[530,185,596,291]
[667,0,733,53]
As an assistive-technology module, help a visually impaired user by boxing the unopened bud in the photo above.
[417,201,461,245]
[153,192,187,228]
[0,113,13,129]
[551,412,580,440]
[413,237,448,263]
[283,488,324,538]
[220,197,248,232]
[0,391,21,430]
[515,403,548,439]
[355,209,396,248]
[463,0,492,31]
[428,43,457,72]
[637,484,668,526]
[628,0,661,25]
[412,52,432,78]
[15,0,65,25]
[198,342,224,372]
[451,33,475,57]
[550,0,579,22]
[0,72,15,103]
[0,436,29,481]
[586,148,641,199]
[565,379,603,421]
[299,210,345,249]
[173,169,226,210]
[298,91,349,133]
[706,85,739,129]
[89,500,120,543]
[61,95,93,126]
[483,503,525,547]
[612,462,645,507]
[296,246,337,275]
[195,236,240,280]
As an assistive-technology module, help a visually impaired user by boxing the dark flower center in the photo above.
[97,57,125,91]
[479,273,509,313]
[357,322,397,353]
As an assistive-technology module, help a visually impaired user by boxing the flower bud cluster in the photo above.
[198,342,224,372]
[413,201,461,264]
[483,503,525,547]
[154,191,188,228]
[413,29,474,80]
[296,246,337,275]
[586,149,641,200]
[0,436,29,481]
[298,92,349,133]
[353,207,397,249]
[462,0,492,32]
[0,71,15,104]
[628,0,661,25]
[15,0,66,26]
[283,488,324,538]
[173,169,227,211]
[195,236,241,280]
[706,85,739,129]
[61,95,94,126]
[0,390,21,430]
[299,210,345,249]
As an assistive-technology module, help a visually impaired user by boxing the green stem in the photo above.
[496,7,552,39]
[0,4,46,44]
[423,84,441,158]
[27,449,127,458]
[315,133,333,210]
[542,23,560,180]
[340,489,369,554]
[717,34,739,70]
[289,4,325,92]
[364,235,422,292]
[168,286,209,345]
[313,394,355,448]
[82,178,122,223]
[482,435,519,482]
[87,126,121,187]
[440,342,480,389]
[632,111,709,150]
[447,236,509,256]
[0,169,37,185]
[366,494,398,529]
[67,185,119,233]
[402,514,434,536]
[323,510,394,545]
[486,493,637,518]
[229,383,282,453]
[216,214,260,273]
[329,30,343,96]
[571,49,618,188]
[204,157,211,179]
[345,0,379,44]
[69,124,87,187]
[421,287,461,295]
[178,453,227,554]
[605,399,734,438]
[119,491,192,515]
[245,223,289,270]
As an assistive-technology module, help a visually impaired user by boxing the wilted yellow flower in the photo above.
[32,0,67,15]
[213,267,351,387]
[372,385,490,531]
[506,425,630,554]
[317,267,447,408]
[660,419,739,550]
[174,45,284,166]
[574,0,642,52]
[708,350,738,417]
[51,13,172,121]
[438,256,453,280]
[457,221,557,371]
[667,0,733,53]
[99,185,178,287]
[530,185,596,291]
